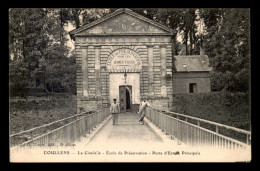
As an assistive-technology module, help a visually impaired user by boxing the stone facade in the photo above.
[70,9,175,113]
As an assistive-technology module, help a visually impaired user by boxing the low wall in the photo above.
[77,96,104,113]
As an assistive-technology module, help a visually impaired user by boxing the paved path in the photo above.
[88,112,163,143]
[78,112,166,150]
[74,111,190,162]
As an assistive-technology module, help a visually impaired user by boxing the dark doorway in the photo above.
[189,83,197,93]
[119,85,132,112]
[126,88,130,110]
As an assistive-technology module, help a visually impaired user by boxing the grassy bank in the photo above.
[171,92,250,131]
[9,94,77,145]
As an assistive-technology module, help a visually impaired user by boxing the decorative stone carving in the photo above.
[81,13,167,34]
[161,86,167,97]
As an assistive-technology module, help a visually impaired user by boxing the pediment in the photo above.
[70,9,173,37]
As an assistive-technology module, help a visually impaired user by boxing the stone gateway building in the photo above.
[69,8,211,113]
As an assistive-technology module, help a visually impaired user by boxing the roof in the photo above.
[69,8,174,39]
[174,55,212,72]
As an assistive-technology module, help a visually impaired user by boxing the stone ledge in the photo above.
[80,96,104,101]
[147,96,169,100]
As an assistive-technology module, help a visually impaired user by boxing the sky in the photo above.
[65,23,75,55]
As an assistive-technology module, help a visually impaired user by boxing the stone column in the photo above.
[95,46,101,97]
[147,45,154,96]
[75,45,83,113]
[160,44,167,97]
[82,46,89,97]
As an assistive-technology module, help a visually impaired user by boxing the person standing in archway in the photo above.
[138,97,150,125]
[110,98,120,125]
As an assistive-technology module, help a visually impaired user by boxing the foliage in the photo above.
[199,9,223,30]
[9,8,49,96]
[81,8,110,26]
[9,59,29,97]
[69,8,84,29]
[9,8,76,97]
[203,9,250,92]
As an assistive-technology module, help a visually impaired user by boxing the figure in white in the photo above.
[138,97,150,125]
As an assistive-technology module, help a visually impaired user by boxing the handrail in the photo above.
[151,107,251,135]
[146,107,251,149]
[155,110,249,147]
[10,110,96,138]
[19,114,92,146]
[16,107,110,147]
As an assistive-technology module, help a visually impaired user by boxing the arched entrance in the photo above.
[107,48,142,112]
[109,73,140,112]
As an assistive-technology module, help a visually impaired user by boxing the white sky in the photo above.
[64,22,75,55]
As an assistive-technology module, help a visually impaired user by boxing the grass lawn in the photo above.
[9,94,77,146]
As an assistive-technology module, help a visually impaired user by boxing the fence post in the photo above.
[246,134,250,145]
[30,131,33,142]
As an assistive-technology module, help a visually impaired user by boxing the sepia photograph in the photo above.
[9,8,251,162]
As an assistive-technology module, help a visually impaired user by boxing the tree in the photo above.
[81,8,110,26]
[38,9,75,95]
[203,9,250,92]
[69,8,84,29]
[9,59,29,97]
[178,9,198,55]
[9,8,76,97]
[58,8,71,43]
[155,8,183,56]
[9,8,49,97]
[199,9,223,31]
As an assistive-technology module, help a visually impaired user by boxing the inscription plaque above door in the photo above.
[106,48,142,72]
